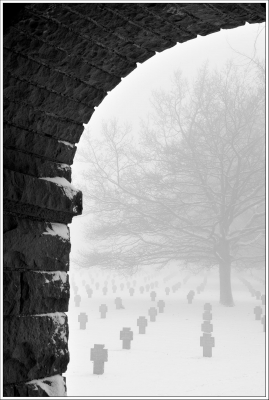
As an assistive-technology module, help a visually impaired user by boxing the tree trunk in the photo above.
[219,262,234,306]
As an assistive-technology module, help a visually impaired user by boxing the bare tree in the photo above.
[76,62,265,306]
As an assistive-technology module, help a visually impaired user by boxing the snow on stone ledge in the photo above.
[56,163,70,170]
[33,312,68,343]
[58,139,75,148]
[34,271,68,284]
[39,176,78,201]
[26,374,67,397]
[43,222,70,241]
[33,312,67,324]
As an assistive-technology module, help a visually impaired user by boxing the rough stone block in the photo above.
[3,123,77,165]
[3,271,21,315]
[3,148,72,181]
[3,374,67,397]
[21,271,69,314]
[3,313,69,384]
[3,99,84,143]
[4,72,94,124]
[3,169,82,223]
[4,215,70,271]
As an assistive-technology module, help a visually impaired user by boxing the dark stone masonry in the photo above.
[3,3,266,396]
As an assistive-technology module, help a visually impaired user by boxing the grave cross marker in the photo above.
[129,287,135,296]
[157,300,165,313]
[203,310,212,321]
[137,316,148,334]
[99,304,108,318]
[187,290,195,304]
[102,287,108,295]
[90,344,108,375]
[165,287,170,295]
[204,303,212,311]
[115,297,124,309]
[200,333,215,357]
[254,306,263,320]
[78,312,88,329]
[201,321,213,334]
[139,286,144,294]
[74,294,81,307]
[150,291,157,301]
[120,328,133,349]
[148,307,158,322]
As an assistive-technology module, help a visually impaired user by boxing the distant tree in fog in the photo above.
[77,61,265,306]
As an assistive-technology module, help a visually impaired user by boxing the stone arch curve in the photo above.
[3,3,265,396]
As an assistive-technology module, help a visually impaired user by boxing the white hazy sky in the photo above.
[70,21,265,250]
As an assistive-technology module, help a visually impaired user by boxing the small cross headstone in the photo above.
[254,305,263,320]
[150,291,157,301]
[90,344,108,375]
[196,286,201,294]
[187,290,195,304]
[165,287,170,295]
[146,284,150,292]
[200,333,215,357]
[157,300,165,313]
[99,304,108,318]
[112,285,117,293]
[95,282,100,290]
[120,283,124,291]
[129,287,135,296]
[148,307,158,322]
[201,320,213,334]
[115,297,124,309]
[137,316,148,334]
[139,286,144,294]
[86,287,93,298]
[73,285,78,295]
[120,328,133,349]
[74,294,81,307]
[261,315,265,332]
[78,312,88,329]
[203,310,212,321]
[204,303,212,311]
[261,294,266,305]
[102,287,108,295]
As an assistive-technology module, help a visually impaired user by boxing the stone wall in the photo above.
[3,3,266,396]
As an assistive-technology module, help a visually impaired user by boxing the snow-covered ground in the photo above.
[64,265,266,397]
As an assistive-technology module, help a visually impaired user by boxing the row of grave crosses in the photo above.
[89,304,166,374]
[77,298,166,329]
[200,303,215,357]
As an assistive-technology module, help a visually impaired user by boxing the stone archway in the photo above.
[3,3,266,396]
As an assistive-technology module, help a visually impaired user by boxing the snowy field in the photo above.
[64,265,266,397]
